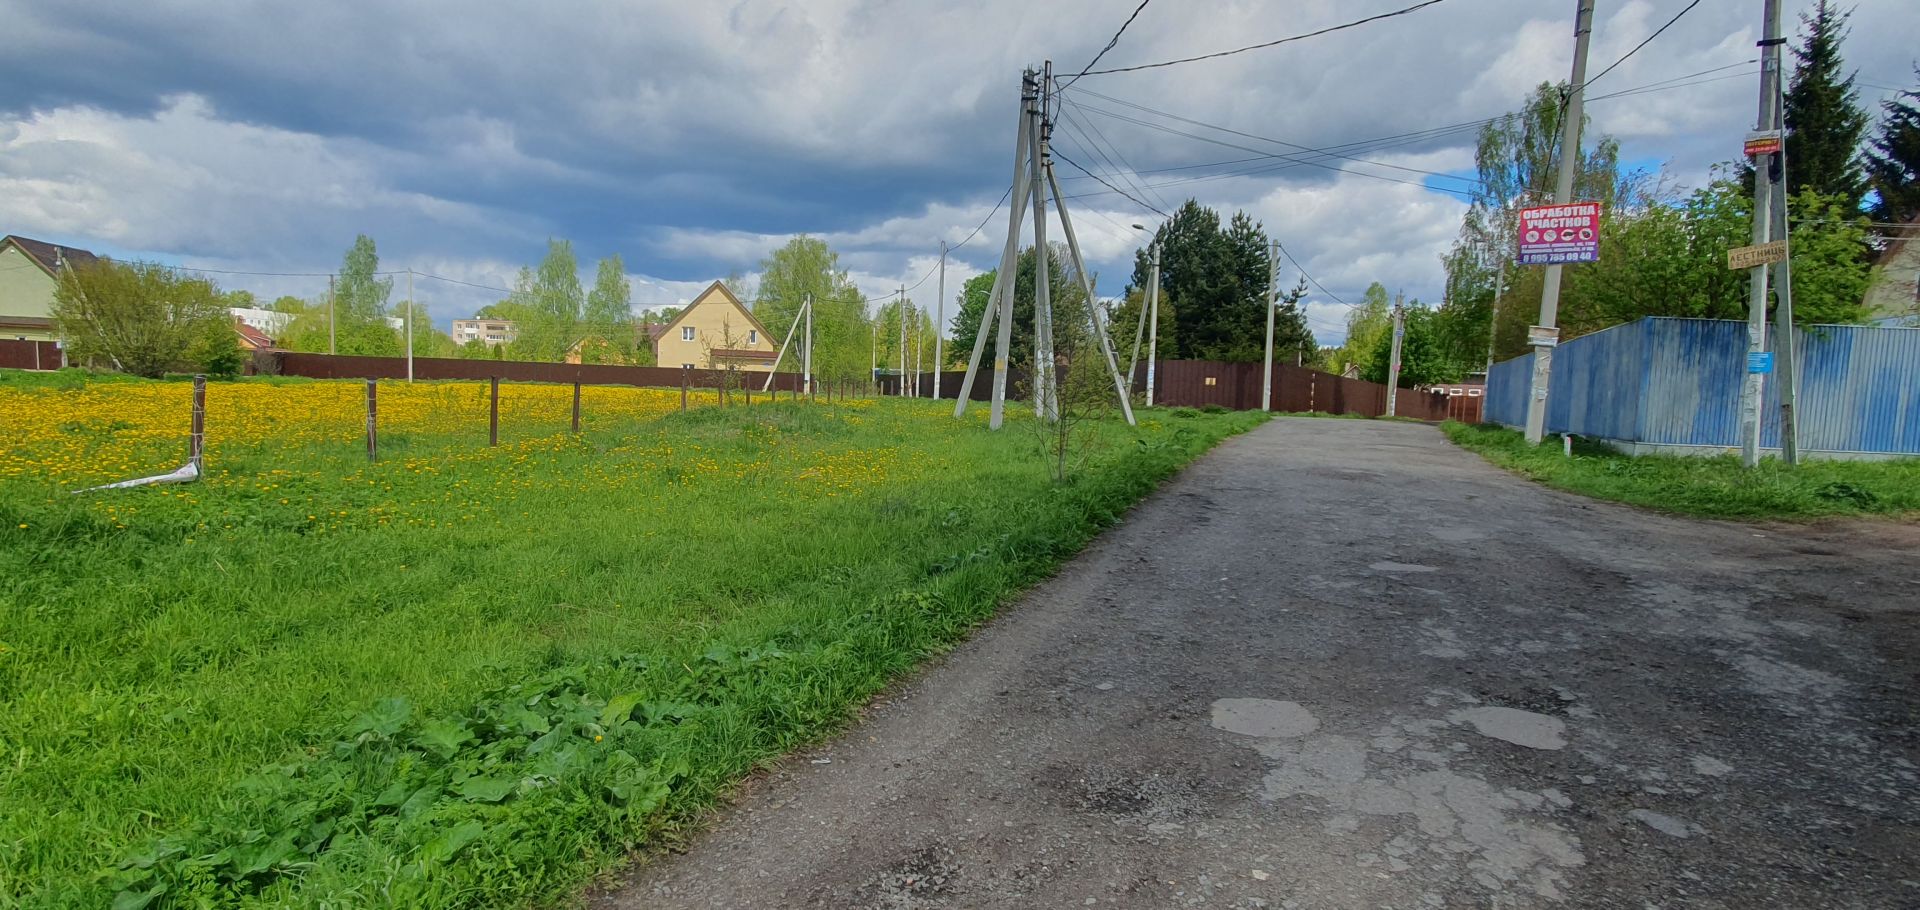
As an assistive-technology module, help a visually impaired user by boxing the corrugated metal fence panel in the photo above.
[1485,352,1533,427]
[1639,318,1744,446]
[1765,324,1920,454]
[1546,319,1647,440]
[1491,318,1920,455]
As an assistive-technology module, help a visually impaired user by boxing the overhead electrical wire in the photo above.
[1061,0,1155,89]
[1054,150,1170,217]
[1079,0,1451,77]
[1580,0,1704,91]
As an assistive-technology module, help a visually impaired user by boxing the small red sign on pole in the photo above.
[1744,130,1783,157]
[1516,202,1601,266]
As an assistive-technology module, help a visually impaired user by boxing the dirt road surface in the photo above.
[600,418,1919,909]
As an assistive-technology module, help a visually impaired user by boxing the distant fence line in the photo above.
[1486,317,1920,458]
[877,360,1458,421]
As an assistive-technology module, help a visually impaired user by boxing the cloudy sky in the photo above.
[2,0,1912,343]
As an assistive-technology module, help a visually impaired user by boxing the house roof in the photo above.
[2,235,101,278]
[655,280,774,343]
[233,318,275,349]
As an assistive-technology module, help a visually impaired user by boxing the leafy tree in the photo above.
[1783,0,1869,207]
[506,241,584,361]
[334,235,399,356]
[1866,68,1920,226]
[51,260,234,378]
[1106,286,1179,377]
[579,255,634,364]
[948,244,1083,376]
[1329,283,1393,377]
[750,236,872,381]
[1361,304,1450,387]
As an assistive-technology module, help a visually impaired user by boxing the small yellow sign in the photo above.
[1728,241,1788,270]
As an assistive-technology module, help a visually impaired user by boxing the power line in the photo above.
[1065,86,1485,189]
[1080,0,1451,77]
[1061,0,1154,88]
[950,185,1015,252]
[1054,150,1170,217]
[1276,241,1352,308]
[1581,0,1704,91]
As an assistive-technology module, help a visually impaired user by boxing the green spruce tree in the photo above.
[1865,67,1920,227]
[1783,0,1869,207]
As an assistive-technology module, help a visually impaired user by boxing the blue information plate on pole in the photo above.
[1747,352,1774,374]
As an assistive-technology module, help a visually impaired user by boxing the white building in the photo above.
[453,317,518,346]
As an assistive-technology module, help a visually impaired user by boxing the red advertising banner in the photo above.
[1516,201,1600,265]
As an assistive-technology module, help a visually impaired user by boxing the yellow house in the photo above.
[650,281,778,372]
[1,235,100,341]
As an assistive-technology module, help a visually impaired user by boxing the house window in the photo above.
[748,329,757,345]
[682,327,695,341]
[683,363,695,370]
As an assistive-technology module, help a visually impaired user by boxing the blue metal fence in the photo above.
[1485,317,1920,457]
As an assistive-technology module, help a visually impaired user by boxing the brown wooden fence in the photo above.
[0,339,63,371]
[259,351,813,392]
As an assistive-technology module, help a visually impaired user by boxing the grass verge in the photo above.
[0,378,1260,909]
[1443,421,1920,520]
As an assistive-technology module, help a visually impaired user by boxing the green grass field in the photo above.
[0,377,1261,909]
[1445,422,1920,520]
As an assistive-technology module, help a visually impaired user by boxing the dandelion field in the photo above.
[0,370,1261,909]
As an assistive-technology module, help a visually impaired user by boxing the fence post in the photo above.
[366,379,378,462]
[189,374,206,470]
[572,380,581,433]
[681,366,689,412]
[489,377,500,446]
[746,382,753,407]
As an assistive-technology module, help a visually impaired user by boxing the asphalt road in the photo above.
[600,418,1920,909]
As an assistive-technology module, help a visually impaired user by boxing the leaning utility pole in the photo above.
[954,69,1035,426]
[1523,0,1596,444]
[934,241,947,401]
[1262,238,1279,412]
[1743,0,1799,465]
[1145,243,1162,407]
[1386,293,1406,417]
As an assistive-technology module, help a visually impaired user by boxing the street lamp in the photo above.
[1127,223,1162,406]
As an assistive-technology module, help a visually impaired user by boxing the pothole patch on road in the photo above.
[1448,706,1568,751]
[1211,698,1320,738]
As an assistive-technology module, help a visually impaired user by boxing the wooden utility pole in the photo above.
[1386,294,1406,417]
[1523,0,1596,444]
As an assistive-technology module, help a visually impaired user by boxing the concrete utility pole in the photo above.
[1031,78,1056,422]
[327,275,336,355]
[954,68,1035,425]
[898,287,907,397]
[934,241,947,401]
[1523,0,1596,444]
[405,268,415,382]
[1484,254,1507,380]
[1262,238,1279,412]
[1145,243,1162,407]
[803,292,814,398]
[1746,0,1799,465]
[1386,293,1406,417]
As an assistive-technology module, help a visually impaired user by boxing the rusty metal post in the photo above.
[189,374,206,470]
[571,381,581,433]
[489,377,500,446]
[681,366,689,412]
[366,379,378,462]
